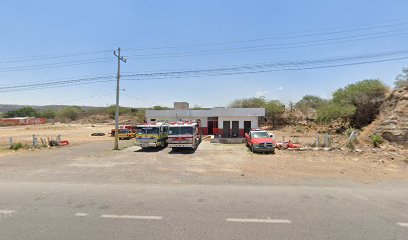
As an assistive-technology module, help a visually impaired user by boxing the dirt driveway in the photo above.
[0,139,407,185]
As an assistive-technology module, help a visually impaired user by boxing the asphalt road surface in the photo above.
[0,141,407,239]
[1,183,408,240]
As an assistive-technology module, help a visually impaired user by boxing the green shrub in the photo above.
[332,79,388,128]
[38,109,56,119]
[344,127,356,137]
[316,102,355,123]
[295,127,303,133]
[10,142,24,150]
[4,107,38,118]
[60,106,83,121]
[346,139,355,150]
[371,134,383,147]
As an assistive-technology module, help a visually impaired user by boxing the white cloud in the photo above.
[255,90,268,97]
[277,86,283,90]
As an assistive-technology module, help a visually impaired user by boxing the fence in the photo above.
[273,133,334,147]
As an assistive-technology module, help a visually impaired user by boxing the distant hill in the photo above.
[0,104,104,113]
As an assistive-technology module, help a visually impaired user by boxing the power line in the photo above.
[53,93,116,105]
[121,92,160,106]
[2,49,408,93]
[122,55,408,80]
[0,58,113,73]
[1,22,407,73]
[121,49,408,78]
[122,21,408,51]
[0,49,112,63]
[125,29,408,59]
[0,75,116,92]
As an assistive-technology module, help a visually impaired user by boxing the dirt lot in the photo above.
[0,134,407,184]
[1,123,407,184]
[0,123,114,157]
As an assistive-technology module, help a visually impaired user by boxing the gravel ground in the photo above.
[0,138,407,185]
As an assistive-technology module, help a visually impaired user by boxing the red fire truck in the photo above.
[168,120,202,150]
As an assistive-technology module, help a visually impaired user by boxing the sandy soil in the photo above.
[1,123,406,183]
[0,123,114,156]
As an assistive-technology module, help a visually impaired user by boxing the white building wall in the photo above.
[218,116,259,129]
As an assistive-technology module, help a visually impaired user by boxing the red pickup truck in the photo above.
[245,130,276,153]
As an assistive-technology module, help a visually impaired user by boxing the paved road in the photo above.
[1,182,407,240]
[1,141,407,239]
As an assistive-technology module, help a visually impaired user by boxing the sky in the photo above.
[1,0,408,108]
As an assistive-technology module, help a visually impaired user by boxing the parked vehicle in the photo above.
[135,123,169,148]
[245,129,276,153]
[168,121,201,150]
[117,129,135,140]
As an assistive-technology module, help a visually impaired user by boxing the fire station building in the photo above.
[145,102,265,138]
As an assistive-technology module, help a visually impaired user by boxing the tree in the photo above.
[228,97,266,108]
[131,109,146,123]
[152,105,170,110]
[191,105,209,110]
[60,106,82,121]
[294,95,328,116]
[332,79,388,128]
[4,107,38,118]
[229,97,285,127]
[265,100,286,127]
[106,105,131,119]
[38,109,56,119]
[316,102,355,123]
[395,67,408,88]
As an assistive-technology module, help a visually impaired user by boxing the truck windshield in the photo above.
[169,126,193,135]
[137,127,159,134]
[251,132,270,138]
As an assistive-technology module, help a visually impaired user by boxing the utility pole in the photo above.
[113,47,126,150]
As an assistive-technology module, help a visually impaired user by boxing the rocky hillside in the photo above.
[374,86,408,146]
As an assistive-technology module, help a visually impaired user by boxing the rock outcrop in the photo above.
[375,86,408,146]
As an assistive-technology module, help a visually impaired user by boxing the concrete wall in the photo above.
[145,109,263,138]
[218,116,258,129]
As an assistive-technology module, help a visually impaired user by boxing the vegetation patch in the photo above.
[10,142,25,150]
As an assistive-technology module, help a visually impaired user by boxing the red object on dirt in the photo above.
[59,140,69,146]
[276,140,301,149]
[287,141,301,148]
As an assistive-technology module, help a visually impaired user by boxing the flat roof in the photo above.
[146,108,265,118]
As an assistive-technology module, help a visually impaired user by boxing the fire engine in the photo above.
[134,122,169,149]
[168,120,202,150]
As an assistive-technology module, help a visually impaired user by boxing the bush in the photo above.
[395,67,408,88]
[106,105,132,119]
[295,95,328,115]
[344,127,356,137]
[10,142,24,150]
[316,102,355,123]
[332,79,388,128]
[60,106,83,121]
[371,134,384,147]
[4,107,38,118]
[38,109,56,119]
[229,97,285,127]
